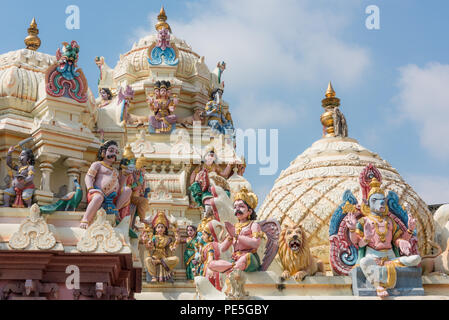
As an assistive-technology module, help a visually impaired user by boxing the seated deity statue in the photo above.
[143,212,180,283]
[346,178,421,298]
[3,145,35,208]
[147,81,178,134]
[80,141,132,229]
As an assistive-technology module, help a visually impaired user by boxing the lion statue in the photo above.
[278,224,324,282]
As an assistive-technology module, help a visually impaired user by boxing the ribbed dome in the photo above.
[258,136,435,265]
[0,49,56,103]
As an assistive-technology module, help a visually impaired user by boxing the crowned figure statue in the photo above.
[346,178,422,298]
[147,81,178,134]
[142,212,180,283]
[189,146,233,222]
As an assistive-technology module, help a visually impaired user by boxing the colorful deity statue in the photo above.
[118,85,135,127]
[143,212,180,283]
[189,147,233,221]
[329,164,422,298]
[148,7,179,66]
[3,145,35,208]
[182,225,199,281]
[80,141,132,229]
[205,89,235,137]
[207,188,280,277]
[147,81,178,134]
[46,41,88,103]
[195,221,224,290]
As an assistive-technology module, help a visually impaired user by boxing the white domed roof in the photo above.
[0,49,56,103]
[259,109,434,266]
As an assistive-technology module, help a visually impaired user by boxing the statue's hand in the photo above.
[407,213,416,233]
[8,146,15,154]
[364,222,375,241]
[399,239,412,256]
[346,212,358,231]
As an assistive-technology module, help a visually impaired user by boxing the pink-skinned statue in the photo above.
[80,141,132,229]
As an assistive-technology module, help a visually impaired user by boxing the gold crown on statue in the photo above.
[152,211,169,229]
[367,178,385,200]
[233,187,258,210]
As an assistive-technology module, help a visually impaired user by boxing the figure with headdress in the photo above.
[80,141,132,229]
[143,212,180,283]
[344,178,421,298]
[188,146,233,221]
[98,87,113,108]
[207,187,263,275]
[205,88,235,137]
[182,225,199,281]
[147,81,178,134]
[3,145,35,208]
[195,221,225,290]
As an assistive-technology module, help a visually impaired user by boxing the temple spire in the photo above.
[320,82,348,138]
[155,6,172,33]
[24,18,41,51]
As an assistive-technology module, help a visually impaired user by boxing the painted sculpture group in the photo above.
[0,8,442,301]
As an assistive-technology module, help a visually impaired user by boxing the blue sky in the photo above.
[1,0,449,206]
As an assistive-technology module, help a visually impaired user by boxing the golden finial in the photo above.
[25,17,41,51]
[155,6,172,33]
[325,81,336,98]
[122,144,135,160]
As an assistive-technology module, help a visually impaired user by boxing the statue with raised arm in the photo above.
[80,141,132,229]
[205,89,234,137]
[189,147,233,221]
[3,145,35,208]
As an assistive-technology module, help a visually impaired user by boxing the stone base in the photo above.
[351,266,425,296]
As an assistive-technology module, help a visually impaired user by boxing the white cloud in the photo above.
[131,0,370,129]
[396,63,449,159]
[406,174,449,205]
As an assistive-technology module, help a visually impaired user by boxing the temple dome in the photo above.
[0,49,56,104]
[258,86,435,267]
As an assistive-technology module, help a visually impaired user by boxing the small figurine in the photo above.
[147,81,178,134]
[118,85,135,127]
[205,89,235,137]
[143,212,180,283]
[195,221,224,290]
[182,225,199,281]
[3,143,36,208]
[80,141,132,229]
[148,7,179,66]
[188,147,233,218]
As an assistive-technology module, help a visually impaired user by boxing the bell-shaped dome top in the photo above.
[258,83,435,266]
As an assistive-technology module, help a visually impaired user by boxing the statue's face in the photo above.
[104,145,119,162]
[19,151,29,164]
[234,200,252,221]
[156,224,166,235]
[187,227,196,238]
[369,193,386,215]
[100,89,109,100]
[154,89,160,97]
[160,88,167,97]
[205,152,216,165]
[214,90,223,104]
[202,231,211,243]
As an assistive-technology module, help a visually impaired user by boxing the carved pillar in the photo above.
[63,158,86,192]
[35,153,60,206]
[38,154,60,193]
